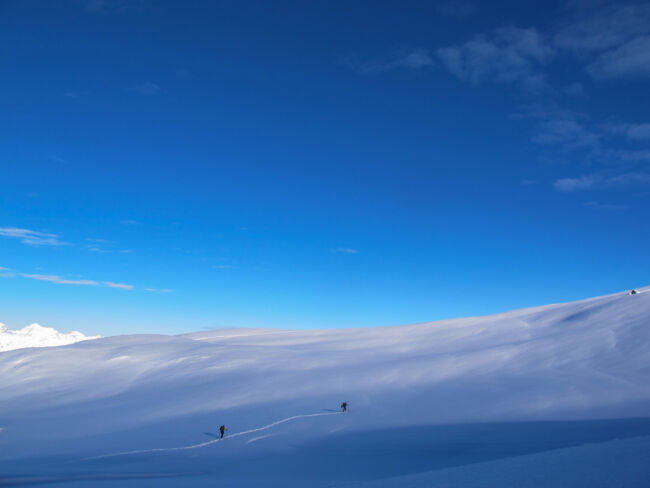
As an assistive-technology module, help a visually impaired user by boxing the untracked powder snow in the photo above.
[0,287,648,487]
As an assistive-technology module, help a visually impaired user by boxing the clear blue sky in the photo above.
[1,0,649,336]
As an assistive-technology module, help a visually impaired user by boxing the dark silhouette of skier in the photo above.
[341,402,347,412]
[219,425,226,439]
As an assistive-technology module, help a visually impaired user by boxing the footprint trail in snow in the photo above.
[86,411,342,460]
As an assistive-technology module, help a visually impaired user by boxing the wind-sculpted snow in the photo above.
[0,322,100,352]
[0,287,649,487]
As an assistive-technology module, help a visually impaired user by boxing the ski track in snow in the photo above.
[86,411,342,460]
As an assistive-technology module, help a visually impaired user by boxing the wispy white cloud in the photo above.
[103,281,134,290]
[554,172,650,192]
[588,36,650,80]
[553,174,601,192]
[555,3,650,81]
[609,123,650,142]
[436,27,554,92]
[86,238,112,244]
[0,227,67,246]
[333,248,359,254]
[606,172,650,186]
[435,2,650,201]
[0,266,15,278]
[50,155,67,164]
[347,48,434,74]
[583,201,627,210]
[7,269,136,290]
[392,49,435,70]
[531,117,599,149]
[612,149,650,161]
[513,101,602,153]
[88,247,111,253]
[624,123,650,141]
[554,3,650,54]
[128,82,162,96]
[144,287,175,293]
[20,273,99,286]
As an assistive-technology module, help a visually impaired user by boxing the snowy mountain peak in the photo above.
[0,322,100,352]
[21,323,49,333]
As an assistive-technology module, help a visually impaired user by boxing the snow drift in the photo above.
[0,288,649,487]
[0,322,99,352]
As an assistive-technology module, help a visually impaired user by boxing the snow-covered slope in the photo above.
[0,322,100,352]
[0,288,649,487]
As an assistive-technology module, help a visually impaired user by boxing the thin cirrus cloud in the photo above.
[7,271,136,290]
[144,287,175,293]
[553,3,650,54]
[608,123,650,143]
[346,48,434,74]
[0,227,67,246]
[128,82,162,96]
[0,266,15,278]
[86,238,112,244]
[583,201,627,211]
[587,36,650,80]
[430,2,650,198]
[103,281,134,290]
[1,226,132,254]
[553,172,650,192]
[20,273,99,286]
[554,3,650,81]
[88,247,111,253]
[436,26,554,91]
[623,123,650,141]
[1,226,151,291]
[436,3,650,86]
[333,248,359,254]
[530,117,599,149]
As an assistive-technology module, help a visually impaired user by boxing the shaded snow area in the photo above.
[0,322,100,352]
[1,288,649,487]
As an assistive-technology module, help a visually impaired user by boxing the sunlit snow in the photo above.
[1,287,648,487]
[0,322,100,352]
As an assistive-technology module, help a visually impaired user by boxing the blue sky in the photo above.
[1,0,649,336]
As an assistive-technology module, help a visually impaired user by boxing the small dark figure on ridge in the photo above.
[219,424,226,439]
[341,402,348,412]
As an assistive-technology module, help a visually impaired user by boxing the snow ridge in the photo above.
[0,323,100,352]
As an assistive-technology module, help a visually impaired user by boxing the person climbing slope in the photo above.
[341,402,347,412]
[219,424,226,439]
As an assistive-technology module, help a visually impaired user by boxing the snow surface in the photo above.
[0,322,100,352]
[0,288,649,487]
